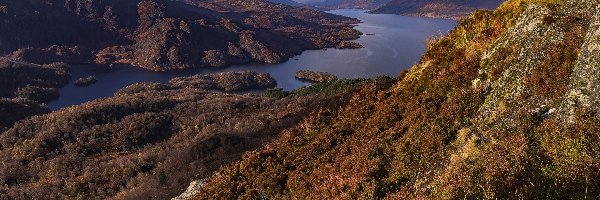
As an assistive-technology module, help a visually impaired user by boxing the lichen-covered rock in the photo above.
[474,4,555,133]
[560,5,600,122]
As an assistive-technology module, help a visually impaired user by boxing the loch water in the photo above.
[48,9,456,110]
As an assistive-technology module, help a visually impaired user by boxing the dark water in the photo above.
[48,10,456,110]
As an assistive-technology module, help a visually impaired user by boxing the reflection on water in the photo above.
[48,9,456,110]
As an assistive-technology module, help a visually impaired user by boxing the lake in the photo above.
[48,9,456,110]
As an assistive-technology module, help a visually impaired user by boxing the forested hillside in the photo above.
[0,71,379,199]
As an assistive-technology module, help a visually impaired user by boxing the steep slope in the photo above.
[372,0,503,19]
[190,0,600,199]
[0,0,360,71]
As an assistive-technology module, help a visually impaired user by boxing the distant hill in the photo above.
[295,0,393,10]
[0,0,360,71]
[267,0,305,6]
[372,0,503,19]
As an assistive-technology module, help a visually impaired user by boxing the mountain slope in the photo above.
[372,0,503,19]
[0,0,360,71]
[189,0,600,198]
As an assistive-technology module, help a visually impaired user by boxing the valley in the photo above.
[46,9,455,110]
[1,0,599,199]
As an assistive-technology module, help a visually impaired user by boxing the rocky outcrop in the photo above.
[465,0,596,134]
[560,4,600,122]
[171,180,205,200]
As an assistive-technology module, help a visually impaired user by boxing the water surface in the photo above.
[48,10,456,110]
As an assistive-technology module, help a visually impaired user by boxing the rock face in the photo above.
[0,0,361,71]
[560,4,600,122]
[295,70,338,82]
[372,0,503,19]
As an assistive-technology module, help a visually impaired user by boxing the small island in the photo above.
[169,71,277,92]
[295,70,337,83]
[336,41,364,49]
[75,76,98,87]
